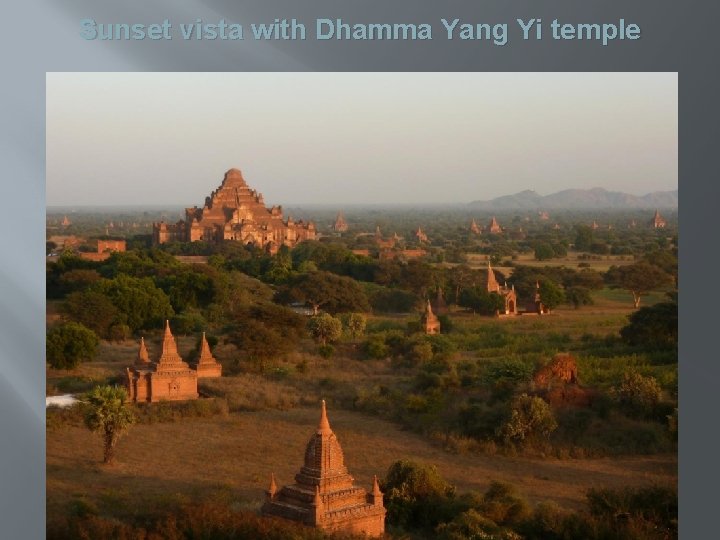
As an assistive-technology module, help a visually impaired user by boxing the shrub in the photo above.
[307,313,342,345]
[363,335,389,360]
[610,371,662,418]
[382,460,458,531]
[497,394,558,446]
[47,322,99,369]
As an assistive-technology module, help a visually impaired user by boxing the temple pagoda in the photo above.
[333,212,349,232]
[262,401,386,537]
[415,227,429,243]
[152,168,316,254]
[469,218,482,234]
[422,299,441,334]
[651,209,667,228]
[487,216,502,234]
[192,332,222,378]
[486,262,518,315]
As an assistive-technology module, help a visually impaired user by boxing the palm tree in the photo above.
[83,385,136,464]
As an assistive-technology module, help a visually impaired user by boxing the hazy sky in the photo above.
[46,72,677,206]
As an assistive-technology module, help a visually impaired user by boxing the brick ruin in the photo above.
[533,353,593,408]
[262,401,386,537]
[152,168,316,254]
[125,321,222,403]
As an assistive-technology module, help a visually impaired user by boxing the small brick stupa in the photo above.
[422,299,441,335]
[193,332,222,378]
[125,321,199,403]
[262,401,386,537]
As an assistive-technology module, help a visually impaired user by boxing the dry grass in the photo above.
[47,406,676,524]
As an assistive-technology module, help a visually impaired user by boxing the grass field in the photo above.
[46,286,677,531]
[46,407,676,522]
[465,252,637,274]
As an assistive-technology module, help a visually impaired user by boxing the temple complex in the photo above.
[469,219,482,234]
[374,226,398,250]
[261,401,386,537]
[152,168,316,254]
[125,321,200,403]
[422,300,441,334]
[651,209,667,228]
[486,262,518,315]
[333,212,349,232]
[487,216,502,234]
[415,227,429,243]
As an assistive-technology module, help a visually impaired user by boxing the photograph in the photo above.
[45,72,678,539]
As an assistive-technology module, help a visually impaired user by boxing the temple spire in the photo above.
[318,399,332,434]
[372,475,382,497]
[198,331,214,364]
[157,320,183,365]
[137,336,149,364]
[486,261,500,293]
[267,473,277,499]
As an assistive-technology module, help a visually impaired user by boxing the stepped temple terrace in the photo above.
[125,322,222,403]
[152,168,316,254]
[262,401,386,537]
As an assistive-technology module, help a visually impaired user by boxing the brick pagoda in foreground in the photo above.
[262,401,386,537]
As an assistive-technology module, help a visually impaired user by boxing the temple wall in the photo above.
[149,372,198,402]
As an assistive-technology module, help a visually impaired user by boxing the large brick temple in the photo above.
[152,168,316,253]
[261,401,386,537]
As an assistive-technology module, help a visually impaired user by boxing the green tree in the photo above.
[83,385,136,464]
[46,322,99,369]
[574,225,593,252]
[343,312,367,339]
[57,269,102,296]
[448,264,477,304]
[382,460,457,531]
[308,313,343,346]
[605,262,673,308]
[620,301,677,349]
[565,286,594,309]
[611,371,662,418]
[228,303,305,371]
[497,394,558,446]
[91,274,174,331]
[458,286,506,315]
[276,271,370,315]
[63,290,120,338]
[538,279,565,311]
[534,243,555,261]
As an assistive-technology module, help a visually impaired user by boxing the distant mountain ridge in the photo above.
[469,188,678,210]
